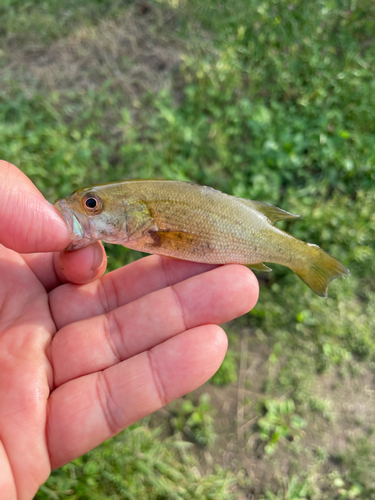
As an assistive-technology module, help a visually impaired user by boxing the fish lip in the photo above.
[55,199,95,250]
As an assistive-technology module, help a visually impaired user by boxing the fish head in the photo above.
[55,185,127,250]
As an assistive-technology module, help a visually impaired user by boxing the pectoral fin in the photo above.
[247,263,272,272]
[149,230,200,252]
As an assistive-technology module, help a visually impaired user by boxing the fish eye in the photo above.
[82,194,103,214]
[85,198,97,209]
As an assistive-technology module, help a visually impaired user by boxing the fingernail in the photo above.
[91,243,104,271]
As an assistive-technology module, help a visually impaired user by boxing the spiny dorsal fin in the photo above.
[248,263,272,272]
[238,199,299,224]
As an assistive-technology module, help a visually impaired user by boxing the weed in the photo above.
[169,394,217,447]
[210,349,238,386]
[256,398,306,455]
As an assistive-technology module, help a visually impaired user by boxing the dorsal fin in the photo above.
[238,199,299,224]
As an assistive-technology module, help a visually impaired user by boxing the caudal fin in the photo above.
[290,244,350,298]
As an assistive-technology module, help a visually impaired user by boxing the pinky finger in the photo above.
[47,325,227,469]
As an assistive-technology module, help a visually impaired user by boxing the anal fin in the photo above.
[248,262,272,272]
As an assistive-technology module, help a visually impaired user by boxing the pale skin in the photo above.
[0,161,259,500]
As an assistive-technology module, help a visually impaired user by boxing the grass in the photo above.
[1,0,375,498]
[36,422,236,500]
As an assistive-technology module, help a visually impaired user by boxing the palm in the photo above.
[0,245,54,498]
[0,243,258,500]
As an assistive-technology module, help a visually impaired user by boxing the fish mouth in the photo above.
[55,199,95,250]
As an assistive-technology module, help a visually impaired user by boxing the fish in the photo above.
[55,180,350,297]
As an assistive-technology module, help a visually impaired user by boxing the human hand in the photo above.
[0,161,259,500]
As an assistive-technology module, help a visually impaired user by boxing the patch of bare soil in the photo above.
[4,3,182,100]
[185,332,375,497]
[316,366,375,456]
[193,331,276,497]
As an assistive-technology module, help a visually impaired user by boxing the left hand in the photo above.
[0,161,259,500]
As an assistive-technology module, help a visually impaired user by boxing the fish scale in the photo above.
[133,183,268,263]
[55,180,350,297]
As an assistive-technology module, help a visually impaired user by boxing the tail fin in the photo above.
[290,244,350,298]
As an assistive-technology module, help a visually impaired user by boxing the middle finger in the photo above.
[51,264,258,386]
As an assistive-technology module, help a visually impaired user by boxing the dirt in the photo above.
[169,328,375,497]
[4,3,182,101]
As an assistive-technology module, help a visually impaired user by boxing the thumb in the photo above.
[0,161,71,253]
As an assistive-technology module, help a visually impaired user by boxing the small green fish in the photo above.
[55,180,349,297]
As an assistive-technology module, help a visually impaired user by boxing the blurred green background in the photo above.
[1,0,375,498]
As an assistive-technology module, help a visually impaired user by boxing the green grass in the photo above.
[1,0,375,498]
[36,422,236,500]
